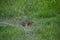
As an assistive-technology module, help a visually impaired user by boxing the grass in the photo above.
[0,0,60,40]
[0,25,25,40]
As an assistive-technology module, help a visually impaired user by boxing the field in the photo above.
[0,0,60,40]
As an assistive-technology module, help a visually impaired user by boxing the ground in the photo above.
[0,0,60,40]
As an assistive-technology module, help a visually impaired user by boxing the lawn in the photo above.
[0,0,60,40]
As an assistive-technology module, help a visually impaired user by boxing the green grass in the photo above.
[0,25,25,40]
[0,0,60,18]
[0,0,60,40]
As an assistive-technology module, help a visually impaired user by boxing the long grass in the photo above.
[0,0,60,40]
